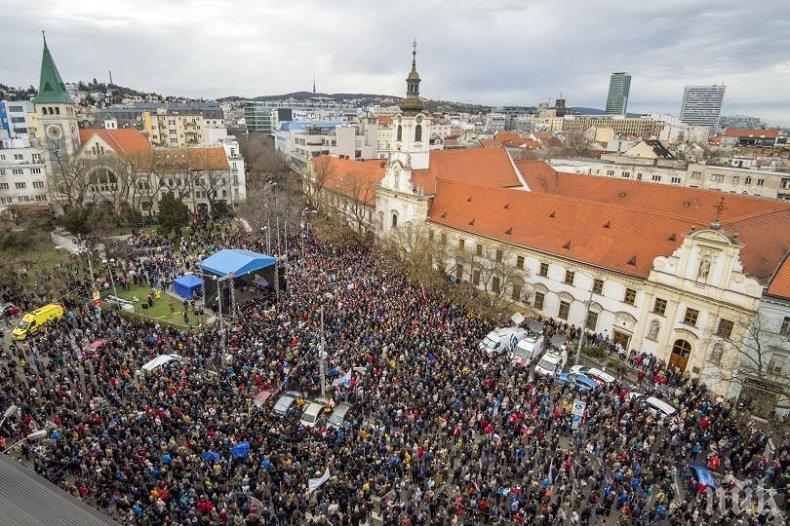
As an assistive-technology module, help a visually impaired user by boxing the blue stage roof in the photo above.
[200,249,276,278]
[173,274,204,299]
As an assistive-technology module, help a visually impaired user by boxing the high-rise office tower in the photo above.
[679,85,726,129]
[605,72,631,115]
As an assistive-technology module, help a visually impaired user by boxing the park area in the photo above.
[113,283,208,329]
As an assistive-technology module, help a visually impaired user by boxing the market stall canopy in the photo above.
[142,354,182,372]
[173,274,204,299]
[200,249,276,278]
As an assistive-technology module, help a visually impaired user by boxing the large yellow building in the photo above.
[142,109,224,147]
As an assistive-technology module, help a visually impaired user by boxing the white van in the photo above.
[644,396,677,420]
[511,333,544,366]
[534,349,568,376]
[479,327,527,356]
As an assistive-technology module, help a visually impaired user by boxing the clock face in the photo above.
[46,125,62,140]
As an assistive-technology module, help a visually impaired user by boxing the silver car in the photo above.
[272,391,302,417]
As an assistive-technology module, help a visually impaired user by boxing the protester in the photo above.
[0,219,785,526]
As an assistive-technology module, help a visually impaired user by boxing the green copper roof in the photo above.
[33,40,73,104]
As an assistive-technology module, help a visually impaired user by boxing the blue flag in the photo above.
[231,441,250,458]
[202,451,221,463]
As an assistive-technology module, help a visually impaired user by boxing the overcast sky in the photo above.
[4,0,790,124]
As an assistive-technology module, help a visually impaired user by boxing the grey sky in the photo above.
[3,0,790,124]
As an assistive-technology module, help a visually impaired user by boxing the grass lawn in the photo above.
[114,284,209,329]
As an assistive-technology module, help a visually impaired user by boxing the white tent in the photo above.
[141,354,182,372]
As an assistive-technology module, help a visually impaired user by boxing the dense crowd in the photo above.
[0,221,786,525]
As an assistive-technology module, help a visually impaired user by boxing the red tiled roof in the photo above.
[318,156,386,206]
[494,131,523,143]
[517,163,790,224]
[766,254,790,299]
[411,147,521,195]
[79,128,152,155]
[723,127,779,138]
[480,138,500,148]
[428,178,790,281]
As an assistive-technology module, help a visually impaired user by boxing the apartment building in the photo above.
[680,85,726,130]
[275,120,378,170]
[0,142,49,210]
[0,100,35,139]
[559,115,665,137]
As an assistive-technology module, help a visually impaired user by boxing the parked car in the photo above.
[534,349,568,376]
[273,391,302,417]
[12,303,64,341]
[300,402,326,428]
[555,372,599,392]
[479,327,527,356]
[327,402,352,429]
[585,367,616,386]
[510,333,544,366]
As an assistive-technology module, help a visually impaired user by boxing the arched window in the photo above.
[415,124,422,142]
[672,339,691,358]
[391,212,398,228]
[396,125,402,142]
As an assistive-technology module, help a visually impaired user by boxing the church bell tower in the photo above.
[390,40,430,171]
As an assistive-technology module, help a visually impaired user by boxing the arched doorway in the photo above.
[669,339,692,372]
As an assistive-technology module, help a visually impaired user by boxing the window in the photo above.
[12,169,23,175]
[716,318,734,339]
[756,178,765,187]
[558,301,570,320]
[711,174,725,183]
[744,176,752,185]
[32,181,45,188]
[491,276,501,294]
[415,124,422,142]
[18,196,29,203]
[768,354,786,375]
[533,292,545,310]
[781,317,790,336]
[516,255,525,269]
[653,298,667,315]
[396,125,402,142]
[539,262,549,277]
[651,175,662,182]
[624,288,636,305]
[476,243,483,256]
[13,154,23,160]
[511,284,522,301]
[14,182,26,189]
[0,183,9,190]
[472,269,481,286]
[34,195,47,202]
[391,213,398,228]
[592,278,604,294]
[564,270,575,285]
[606,170,615,176]
[621,171,630,179]
[495,249,503,262]
[585,311,598,331]
[455,263,463,281]
[732,176,739,184]
[691,171,701,180]
[31,168,41,174]
[670,177,682,184]
[683,308,699,326]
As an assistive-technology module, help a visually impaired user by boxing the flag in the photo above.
[307,466,331,494]
[202,451,221,463]
[332,369,352,388]
[231,441,250,458]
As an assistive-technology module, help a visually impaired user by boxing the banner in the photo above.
[307,466,330,494]
[331,369,351,388]
[231,441,250,458]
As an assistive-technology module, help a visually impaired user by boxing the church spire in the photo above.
[399,39,423,113]
[33,32,73,104]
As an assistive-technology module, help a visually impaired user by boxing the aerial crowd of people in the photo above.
[0,218,786,525]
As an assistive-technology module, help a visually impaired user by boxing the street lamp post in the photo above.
[574,272,600,366]
[103,258,119,297]
[2,429,49,454]
[0,404,18,430]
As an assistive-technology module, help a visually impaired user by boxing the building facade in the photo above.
[308,49,790,402]
[680,85,726,130]
[142,109,225,147]
[605,72,631,116]
[0,145,48,210]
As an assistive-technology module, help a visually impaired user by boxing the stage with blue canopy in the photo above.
[200,249,276,278]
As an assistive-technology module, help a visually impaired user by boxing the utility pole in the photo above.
[284,220,288,255]
[276,216,281,256]
[266,218,272,254]
[574,277,596,366]
[319,305,327,399]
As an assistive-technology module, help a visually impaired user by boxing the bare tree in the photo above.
[306,156,334,210]
[337,171,375,234]
[700,315,790,418]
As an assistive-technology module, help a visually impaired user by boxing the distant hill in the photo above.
[217,91,399,103]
